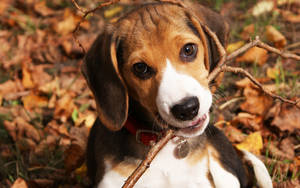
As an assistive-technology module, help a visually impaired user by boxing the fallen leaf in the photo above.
[0,80,18,100]
[265,25,287,49]
[53,8,90,35]
[22,93,48,111]
[64,143,85,172]
[22,61,35,89]
[266,67,280,79]
[104,6,123,18]
[279,138,295,160]
[54,92,77,122]
[231,112,262,131]
[236,47,269,66]
[252,1,274,17]
[240,24,255,41]
[35,135,58,155]
[11,178,28,188]
[273,179,300,188]
[227,41,245,53]
[53,9,77,35]
[236,131,263,155]
[266,142,294,160]
[281,10,300,23]
[271,103,300,132]
[16,117,40,142]
[33,1,55,17]
[240,86,273,116]
[74,111,96,128]
[215,121,246,143]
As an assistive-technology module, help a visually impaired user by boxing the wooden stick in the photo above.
[220,65,300,108]
[122,130,174,188]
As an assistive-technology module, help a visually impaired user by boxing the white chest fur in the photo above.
[97,139,239,188]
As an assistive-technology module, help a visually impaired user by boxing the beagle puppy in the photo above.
[82,1,273,187]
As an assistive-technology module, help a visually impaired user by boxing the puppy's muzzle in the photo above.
[171,96,199,121]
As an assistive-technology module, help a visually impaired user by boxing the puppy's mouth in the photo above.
[156,113,208,137]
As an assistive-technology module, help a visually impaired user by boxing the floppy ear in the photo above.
[186,2,229,72]
[82,28,128,131]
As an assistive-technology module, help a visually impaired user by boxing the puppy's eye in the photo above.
[132,62,155,80]
[180,43,198,62]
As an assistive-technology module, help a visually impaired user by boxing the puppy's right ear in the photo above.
[82,27,128,131]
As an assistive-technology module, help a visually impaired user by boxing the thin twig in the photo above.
[71,0,120,54]
[122,130,174,188]
[220,65,300,108]
[208,35,300,83]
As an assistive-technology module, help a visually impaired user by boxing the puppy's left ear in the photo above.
[185,2,229,72]
[82,28,128,131]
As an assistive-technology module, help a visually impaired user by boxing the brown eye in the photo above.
[180,43,198,62]
[132,62,155,80]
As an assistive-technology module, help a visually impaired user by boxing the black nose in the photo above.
[171,96,199,121]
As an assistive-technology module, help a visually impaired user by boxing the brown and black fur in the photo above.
[83,1,252,187]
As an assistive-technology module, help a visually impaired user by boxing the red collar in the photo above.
[124,117,161,146]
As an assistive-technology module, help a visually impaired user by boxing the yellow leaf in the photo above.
[236,132,263,155]
[266,67,280,79]
[227,41,245,53]
[75,164,88,176]
[265,25,286,49]
[104,6,123,18]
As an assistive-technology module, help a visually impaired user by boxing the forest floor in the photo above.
[0,0,299,187]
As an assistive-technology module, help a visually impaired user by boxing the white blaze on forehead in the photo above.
[156,59,212,128]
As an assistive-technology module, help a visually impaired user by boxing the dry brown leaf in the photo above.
[281,10,300,23]
[265,25,287,49]
[215,121,246,143]
[54,92,77,122]
[266,142,294,160]
[22,61,35,89]
[0,80,18,100]
[64,143,85,172]
[236,47,269,66]
[33,1,55,17]
[35,135,59,155]
[279,138,295,160]
[11,178,28,188]
[16,117,40,142]
[16,137,37,151]
[274,179,300,188]
[53,9,77,35]
[231,112,262,131]
[22,93,48,111]
[271,103,300,132]
[0,1,9,15]
[240,24,255,41]
[236,131,263,155]
[53,8,90,35]
[3,120,17,141]
[240,86,273,116]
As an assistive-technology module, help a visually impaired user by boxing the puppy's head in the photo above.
[83,1,228,137]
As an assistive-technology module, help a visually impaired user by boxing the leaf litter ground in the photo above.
[0,0,299,187]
